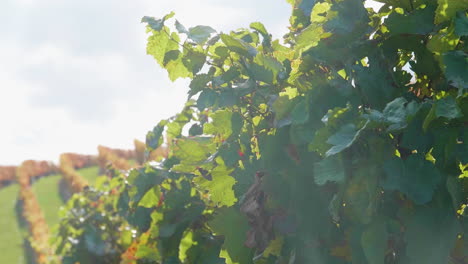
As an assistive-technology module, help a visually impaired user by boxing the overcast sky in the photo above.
[0,0,382,165]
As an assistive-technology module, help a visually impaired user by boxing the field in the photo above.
[31,167,101,228]
[31,174,64,227]
[0,184,26,264]
[77,165,101,184]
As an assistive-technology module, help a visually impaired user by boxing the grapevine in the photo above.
[54,0,468,263]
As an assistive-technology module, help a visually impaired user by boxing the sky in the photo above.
[0,0,383,166]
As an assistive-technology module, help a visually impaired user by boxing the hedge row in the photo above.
[97,145,134,171]
[59,153,98,169]
[59,154,90,194]
[16,163,58,264]
[133,139,146,165]
[0,165,16,186]
[16,160,56,186]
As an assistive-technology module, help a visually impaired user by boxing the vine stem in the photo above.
[408,0,414,11]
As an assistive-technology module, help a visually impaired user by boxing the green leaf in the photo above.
[382,155,442,204]
[323,0,369,35]
[141,12,175,31]
[146,120,167,150]
[311,2,331,23]
[249,22,268,37]
[255,53,283,72]
[220,34,257,57]
[193,165,237,207]
[188,25,216,44]
[325,122,367,157]
[146,27,191,81]
[297,0,316,17]
[385,5,435,35]
[435,95,463,119]
[197,89,218,110]
[446,176,464,210]
[175,20,188,34]
[218,142,241,167]
[287,0,315,30]
[146,29,191,81]
[142,16,165,31]
[250,22,272,47]
[163,12,176,21]
[212,67,240,87]
[207,34,221,46]
[454,11,468,36]
[382,98,420,131]
[361,220,387,264]
[403,206,461,264]
[427,26,460,55]
[173,136,216,166]
[209,207,253,264]
[435,0,468,24]
[253,53,283,82]
[136,244,160,261]
[182,51,206,74]
[139,187,161,208]
[146,28,179,68]
[163,50,181,65]
[272,89,299,126]
[127,166,165,206]
[166,56,192,81]
[248,63,274,84]
[188,123,203,136]
[422,105,437,131]
[167,121,183,139]
[290,97,309,125]
[203,110,243,141]
[400,107,434,153]
[189,73,211,97]
[354,61,398,110]
[218,89,237,107]
[313,156,345,185]
[343,165,380,224]
[443,51,468,90]
[295,24,325,52]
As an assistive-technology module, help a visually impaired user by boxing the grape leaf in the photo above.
[435,0,468,24]
[443,51,468,90]
[325,122,367,157]
[141,12,175,31]
[385,5,435,35]
[435,95,463,119]
[382,155,442,204]
[188,25,216,44]
[403,206,461,264]
[146,120,168,150]
[313,156,345,185]
[209,207,254,264]
[361,220,387,264]
[193,165,237,207]
[454,11,468,36]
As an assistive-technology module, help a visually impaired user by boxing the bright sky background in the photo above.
[0,0,383,165]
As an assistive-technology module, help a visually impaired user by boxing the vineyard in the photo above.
[1,0,468,263]
[0,142,153,263]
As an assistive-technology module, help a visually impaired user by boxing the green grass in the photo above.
[0,184,26,264]
[78,166,101,185]
[32,174,64,228]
